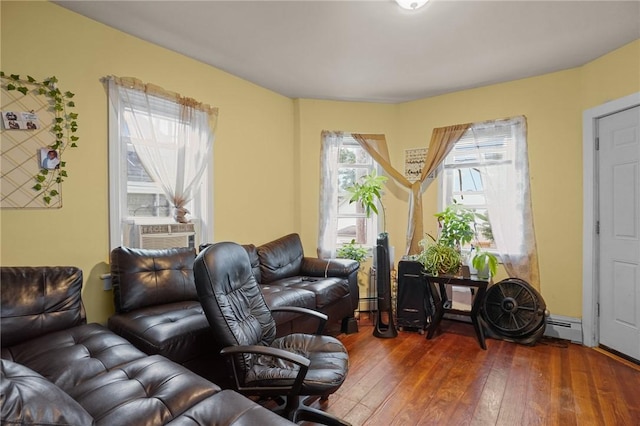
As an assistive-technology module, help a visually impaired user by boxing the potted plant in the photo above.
[414,235,462,276]
[336,239,369,264]
[471,247,499,279]
[415,201,500,279]
[346,169,388,231]
[433,200,476,251]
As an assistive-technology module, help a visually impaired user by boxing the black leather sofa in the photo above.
[107,233,359,387]
[0,266,294,426]
[244,233,360,336]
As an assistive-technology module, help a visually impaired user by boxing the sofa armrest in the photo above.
[301,257,359,278]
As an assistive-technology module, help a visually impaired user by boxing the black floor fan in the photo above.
[373,233,398,338]
[481,277,548,345]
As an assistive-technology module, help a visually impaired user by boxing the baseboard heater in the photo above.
[544,314,583,343]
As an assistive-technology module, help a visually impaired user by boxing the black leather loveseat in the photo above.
[0,266,294,426]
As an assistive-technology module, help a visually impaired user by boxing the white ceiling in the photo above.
[55,0,640,103]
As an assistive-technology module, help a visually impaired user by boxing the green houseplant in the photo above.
[415,201,500,278]
[434,200,476,251]
[414,235,462,276]
[336,239,369,263]
[346,169,388,230]
[471,248,499,279]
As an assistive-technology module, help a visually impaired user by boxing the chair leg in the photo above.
[294,405,351,426]
[280,394,350,425]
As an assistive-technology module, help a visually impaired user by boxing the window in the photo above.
[318,132,380,258]
[440,119,520,251]
[106,78,214,250]
[336,135,379,247]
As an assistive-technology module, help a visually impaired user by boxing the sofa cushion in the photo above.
[269,276,350,309]
[0,266,86,348]
[170,389,295,426]
[68,354,221,425]
[108,301,214,365]
[1,359,94,426]
[111,246,198,313]
[1,323,147,391]
[260,285,316,324]
[257,233,304,283]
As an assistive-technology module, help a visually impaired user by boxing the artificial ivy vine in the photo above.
[0,72,79,205]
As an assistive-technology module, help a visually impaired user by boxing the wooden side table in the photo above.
[425,274,489,349]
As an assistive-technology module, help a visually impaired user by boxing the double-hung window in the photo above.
[318,132,380,258]
[441,132,507,250]
[106,77,215,250]
[440,116,528,257]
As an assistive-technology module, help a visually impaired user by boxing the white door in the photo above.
[598,105,640,361]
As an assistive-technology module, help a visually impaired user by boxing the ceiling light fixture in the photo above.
[395,0,429,10]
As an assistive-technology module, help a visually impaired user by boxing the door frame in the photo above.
[582,92,640,347]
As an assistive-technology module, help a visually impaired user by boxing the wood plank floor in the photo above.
[307,318,640,426]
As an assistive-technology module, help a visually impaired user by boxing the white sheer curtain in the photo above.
[107,76,217,223]
[473,116,540,289]
[317,131,342,259]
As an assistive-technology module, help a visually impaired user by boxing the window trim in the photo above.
[107,89,213,250]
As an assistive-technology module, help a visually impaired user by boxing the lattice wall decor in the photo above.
[1,74,79,209]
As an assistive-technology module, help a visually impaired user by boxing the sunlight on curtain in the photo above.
[473,116,540,289]
[106,76,217,223]
[317,131,342,258]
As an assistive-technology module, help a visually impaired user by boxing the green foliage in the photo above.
[471,248,499,279]
[1,73,79,205]
[414,235,461,276]
[434,200,476,249]
[346,169,387,218]
[336,239,369,263]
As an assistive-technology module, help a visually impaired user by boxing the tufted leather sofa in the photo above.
[0,266,294,426]
[245,233,360,336]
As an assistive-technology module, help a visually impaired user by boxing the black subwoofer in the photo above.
[396,260,432,333]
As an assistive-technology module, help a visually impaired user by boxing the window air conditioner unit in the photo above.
[137,223,196,250]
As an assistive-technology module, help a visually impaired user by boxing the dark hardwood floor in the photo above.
[307,317,640,426]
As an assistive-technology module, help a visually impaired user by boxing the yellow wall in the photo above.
[0,1,296,323]
[2,1,639,323]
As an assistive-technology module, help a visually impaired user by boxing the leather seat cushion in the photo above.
[0,323,233,425]
[1,359,94,425]
[260,285,316,324]
[245,333,348,395]
[66,354,220,425]
[173,389,295,426]
[1,323,147,390]
[268,276,350,308]
[108,301,214,364]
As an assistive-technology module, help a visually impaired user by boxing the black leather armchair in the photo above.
[194,241,351,426]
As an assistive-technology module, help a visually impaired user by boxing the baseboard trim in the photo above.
[544,314,583,344]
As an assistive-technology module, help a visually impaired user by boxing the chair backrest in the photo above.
[194,242,277,378]
[110,246,198,313]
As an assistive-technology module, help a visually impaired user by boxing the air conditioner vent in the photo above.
[137,223,196,250]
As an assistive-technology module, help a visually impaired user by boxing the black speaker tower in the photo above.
[373,233,397,338]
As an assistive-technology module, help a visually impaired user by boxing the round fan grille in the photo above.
[482,278,546,337]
